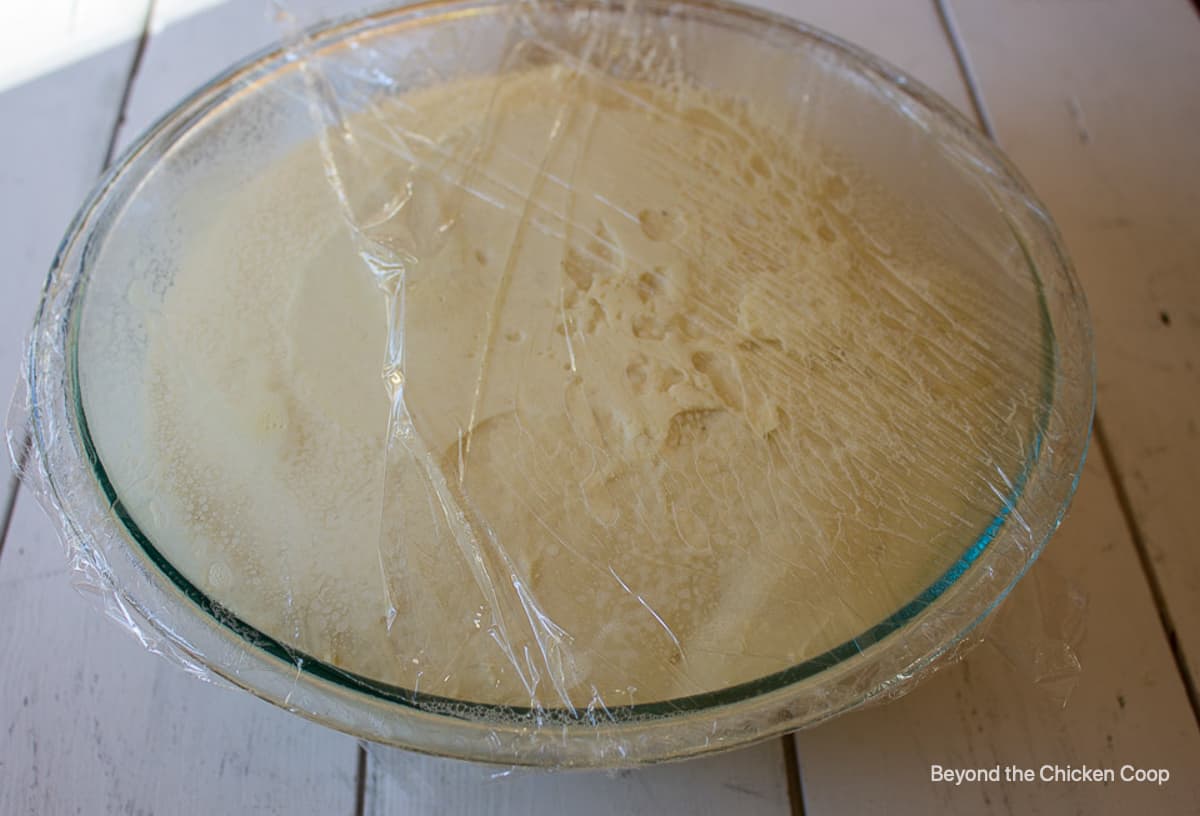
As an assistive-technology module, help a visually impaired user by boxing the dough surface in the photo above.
[88,66,1046,709]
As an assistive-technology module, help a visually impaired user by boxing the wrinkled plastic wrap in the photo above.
[5,0,1094,767]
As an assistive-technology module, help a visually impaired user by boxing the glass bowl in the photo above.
[14,0,1093,767]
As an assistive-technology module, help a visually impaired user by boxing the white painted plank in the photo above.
[797,454,1200,814]
[116,0,975,155]
[0,492,360,816]
[111,0,279,156]
[0,6,149,720]
[0,4,147,492]
[753,0,973,115]
[113,0,370,156]
[786,0,1200,812]
[947,0,1200,691]
[365,741,791,815]
[0,0,146,95]
[1,2,362,813]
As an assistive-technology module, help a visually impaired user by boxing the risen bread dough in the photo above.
[100,66,1044,709]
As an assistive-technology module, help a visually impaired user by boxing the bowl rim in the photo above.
[24,0,1095,765]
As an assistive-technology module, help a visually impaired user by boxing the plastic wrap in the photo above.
[5,0,1093,767]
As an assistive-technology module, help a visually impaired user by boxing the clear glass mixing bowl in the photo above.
[14,0,1093,767]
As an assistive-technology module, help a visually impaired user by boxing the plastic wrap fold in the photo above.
[5,0,1094,767]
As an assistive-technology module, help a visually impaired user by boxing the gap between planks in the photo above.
[1094,416,1200,731]
[933,0,1200,733]
[122,4,376,807]
[0,473,18,558]
[0,2,366,810]
[782,733,806,816]
[932,0,994,138]
[0,0,156,564]
[0,421,32,561]
[103,0,157,169]
[355,744,368,816]
[0,2,379,809]
[117,2,371,808]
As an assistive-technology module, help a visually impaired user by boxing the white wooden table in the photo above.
[2,1,1199,813]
